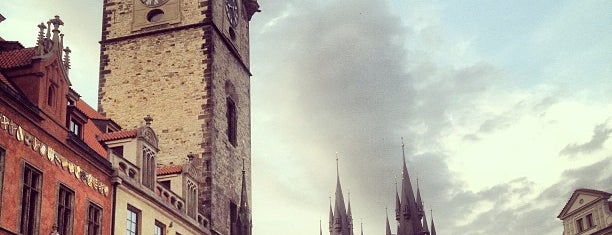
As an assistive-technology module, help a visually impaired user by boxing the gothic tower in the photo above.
[98,0,259,234]
[329,157,353,235]
[396,139,424,235]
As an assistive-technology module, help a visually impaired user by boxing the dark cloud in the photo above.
[250,0,610,235]
[560,121,612,157]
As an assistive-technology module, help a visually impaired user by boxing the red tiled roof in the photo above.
[73,99,109,158]
[98,129,138,142]
[84,120,107,158]
[75,99,106,120]
[0,47,36,69]
[157,165,183,176]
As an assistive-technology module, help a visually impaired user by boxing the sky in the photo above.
[1,0,611,235]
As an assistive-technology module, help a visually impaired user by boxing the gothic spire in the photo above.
[416,179,424,218]
[385,208,392,235]
[422,205,430,235]
[237,158,251,235]
[329,196,334,230]
[430,210,436,235]
[320,220,323,235]
[395,177,400,221]
[331,154,351,235]
[398,137,423,235]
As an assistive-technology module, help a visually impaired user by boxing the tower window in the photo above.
[226,98,237,146]
[20,164,42,235]
[142,146,156,189]
[147,9,164,22]
[230,202,238,235]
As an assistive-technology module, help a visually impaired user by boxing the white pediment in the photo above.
[566,194,599,215]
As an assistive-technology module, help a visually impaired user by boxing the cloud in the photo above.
[560,121,612,157]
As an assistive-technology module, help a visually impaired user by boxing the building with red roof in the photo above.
[0,16,115,235]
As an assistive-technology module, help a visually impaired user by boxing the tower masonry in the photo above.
[98,0,259,234]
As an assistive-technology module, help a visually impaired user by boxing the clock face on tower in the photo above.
[140,0,169,7]
[226,0,238,28]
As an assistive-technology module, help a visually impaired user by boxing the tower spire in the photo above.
[329,196,334,231]
[416,179,424,218]
[320,219,323,235]
[422,202,430,235]
[395,176,400,221]
[332,154,351,235]
[430,210,437,235]
[398,137,422,235]
[236,158,251,235]
[360,219,363,235]
[385,208,392,235]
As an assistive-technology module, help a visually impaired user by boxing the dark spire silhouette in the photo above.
[430,210,436,235]
[236,158,251,235]
[385,208,392,235]
[397,138,423,235]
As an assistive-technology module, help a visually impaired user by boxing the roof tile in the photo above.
[0,47,36,69]
[98,129,138,142]
[157,165,183,176]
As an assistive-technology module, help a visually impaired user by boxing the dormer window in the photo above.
[69,119,81,137]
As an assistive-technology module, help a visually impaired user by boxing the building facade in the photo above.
[100,120,211,235]
[97,1,259,234]
[0,16,113,235]
[558,189,612,235]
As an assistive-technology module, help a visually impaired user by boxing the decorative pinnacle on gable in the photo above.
[34,15,72,73]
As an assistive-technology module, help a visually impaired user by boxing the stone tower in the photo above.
[98,0,259,234]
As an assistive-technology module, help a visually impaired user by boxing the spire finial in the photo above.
[335,152,339,176]
[394,175,398,191]
[144,115,153,126]
[187,152,196,162]
[36,23,46,55]
[49,15,64,48]
[242,157,246,173]
[401,137,406,165]
[63,47,71,71]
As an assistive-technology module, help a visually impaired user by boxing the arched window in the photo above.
[141,146,156,189]
[47,85,55,106]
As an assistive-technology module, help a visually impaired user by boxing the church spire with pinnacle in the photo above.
[386,208,392,235]
[397,138,423,235]
[421,205,430,235]
[429,210,436,235]
[330,154,352,235]
[416,179,424,218]
[236,158,251,235]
